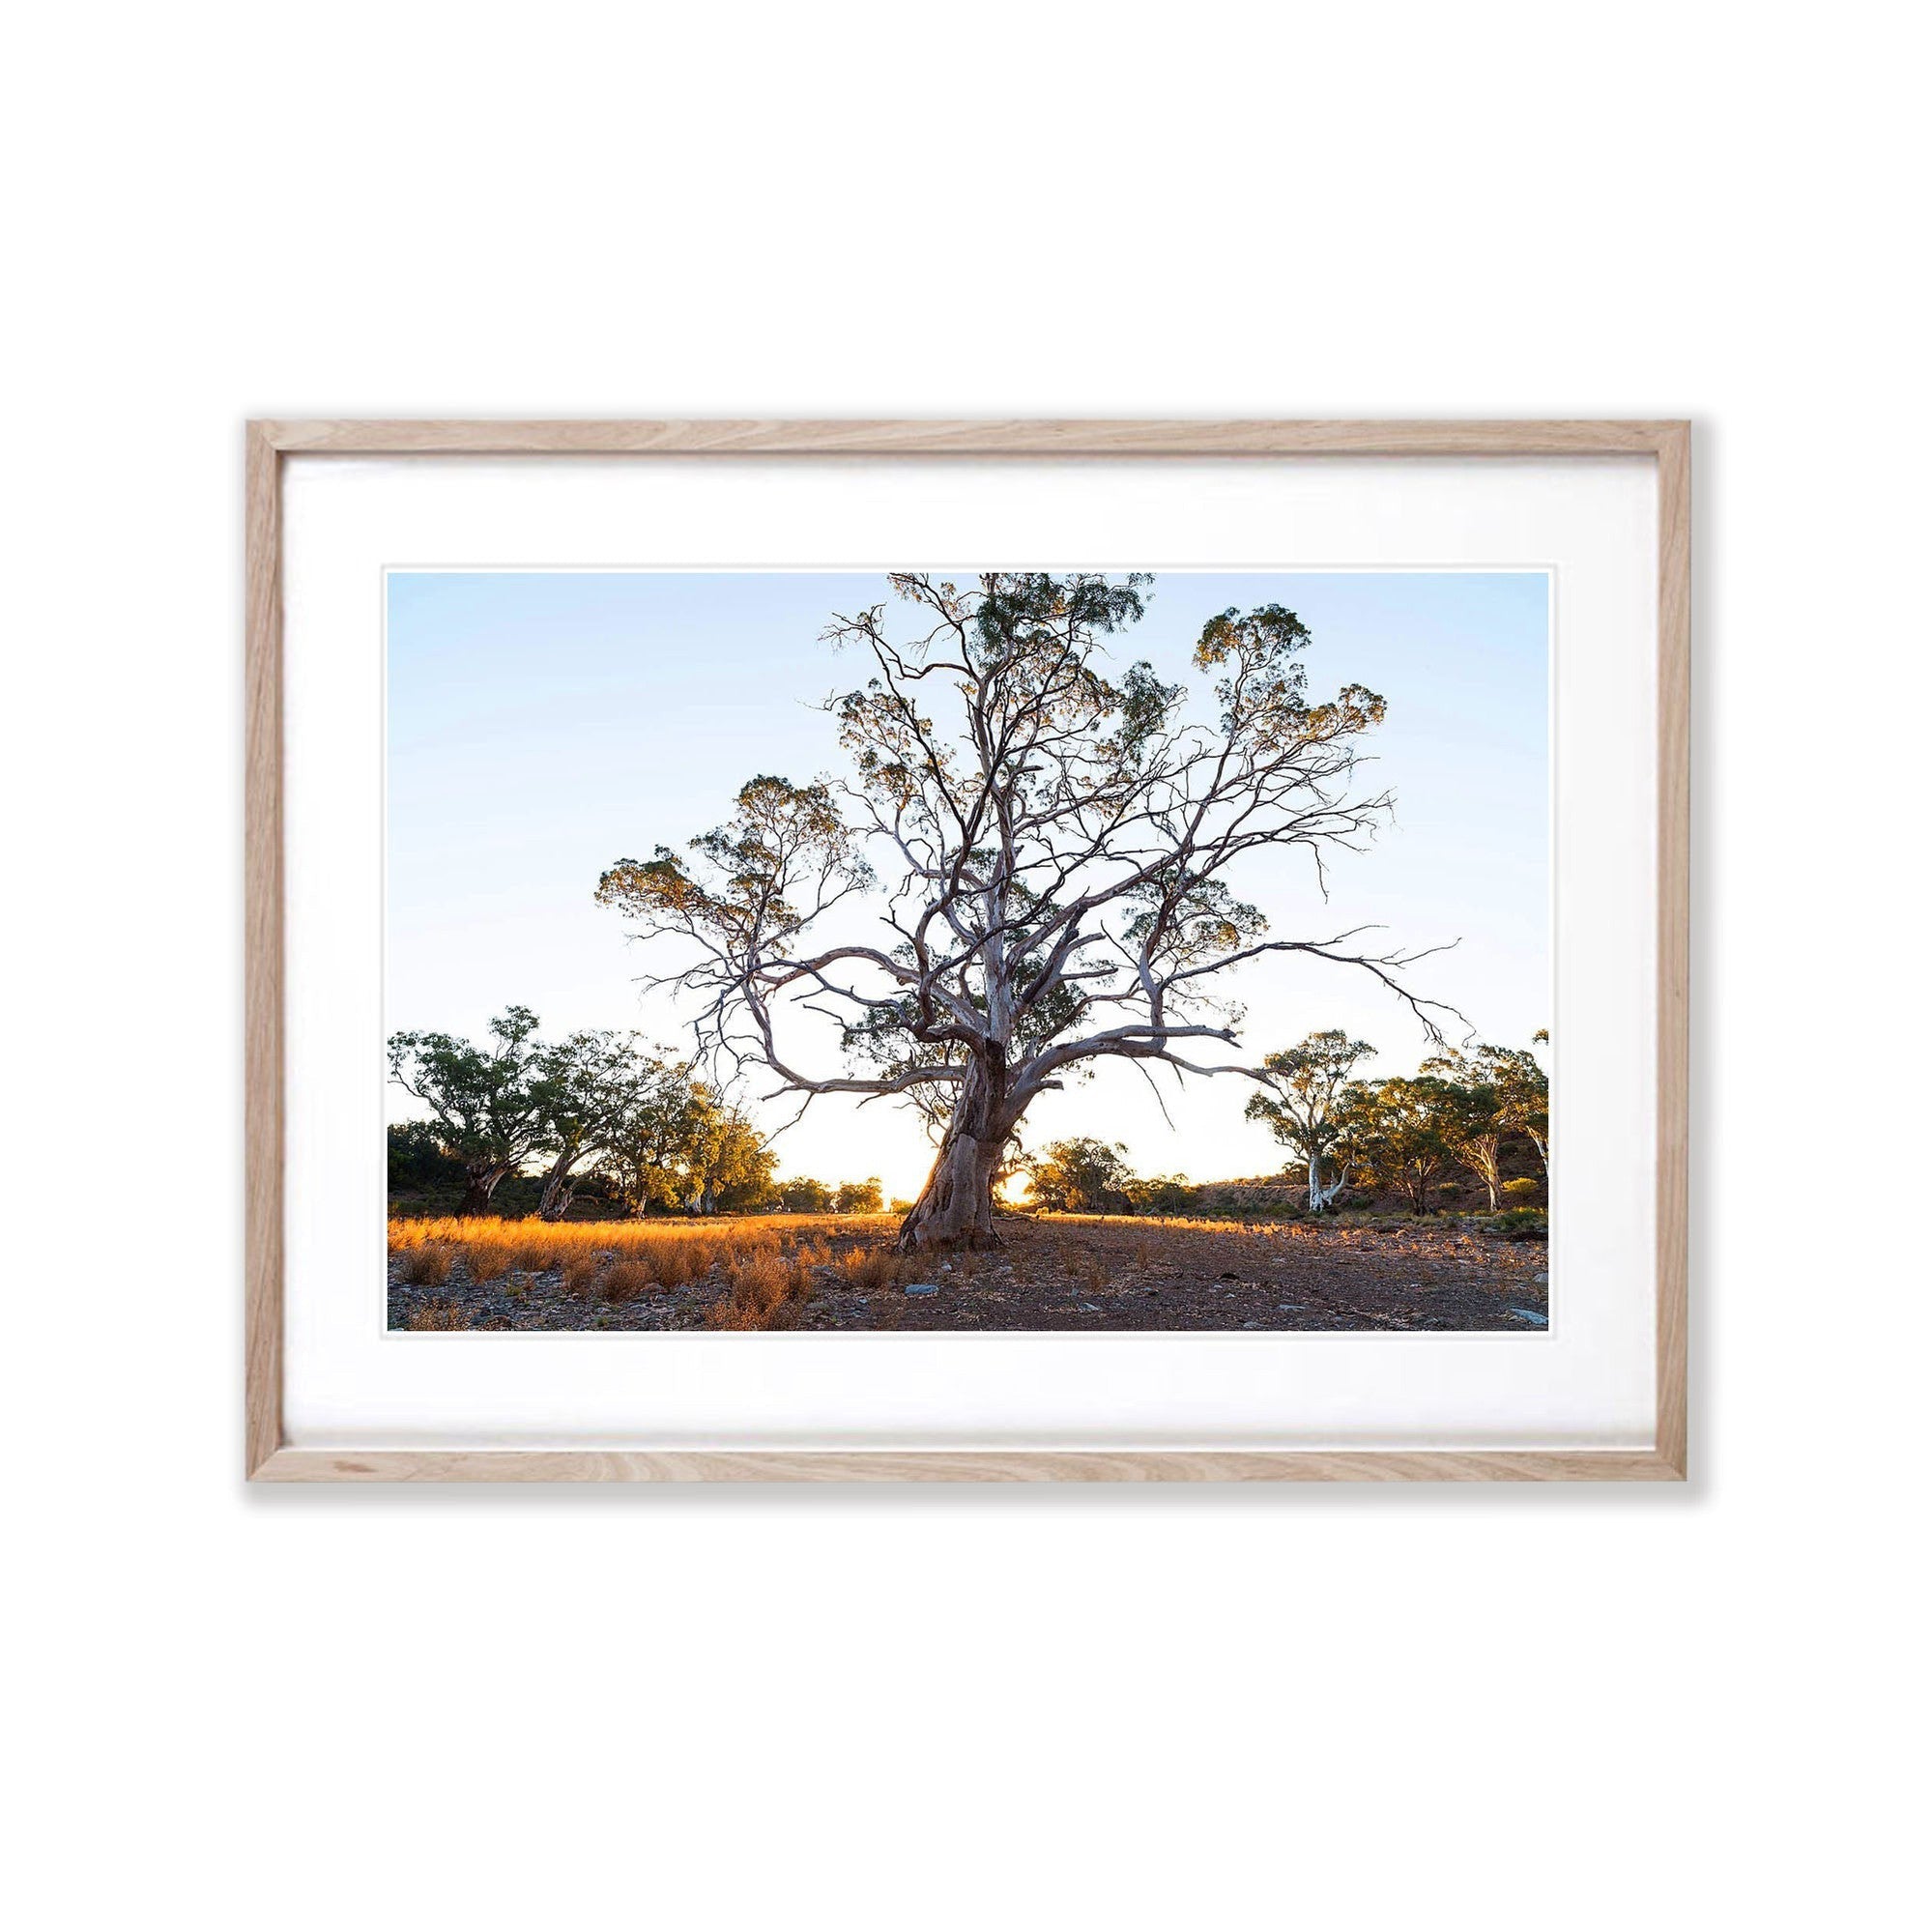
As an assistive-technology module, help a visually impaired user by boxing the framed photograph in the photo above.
[246,419,1687,1482]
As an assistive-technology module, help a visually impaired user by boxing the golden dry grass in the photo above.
[398,1243,453,1286]
[705,1251,812,1330]
[389,1212,906,1318]
[389,1210,895,1287]
[464,1241,511,1283]
[598,1256,656,1304]
[839,1245,899,1290]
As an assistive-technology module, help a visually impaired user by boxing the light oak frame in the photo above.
[245,419,1689,1483]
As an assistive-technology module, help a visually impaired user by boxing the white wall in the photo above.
[6,6,1924,1929]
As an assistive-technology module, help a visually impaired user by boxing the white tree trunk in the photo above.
[1308,1158,1348,1213]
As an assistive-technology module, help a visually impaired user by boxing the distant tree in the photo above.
[589,1071,775,1216]
[678,1090,776,1215]
[1125,1172,1195,1216]
[387,1006,548,1215]
[1245,1028,1375,1212]
[833,1177,884,1214]
[532,1030,675,1221]
[598,1068,704,1215]
[597,573,1449,1253]
[1489,1031,1550,1172]
[779,1176,837,1213]
[1348,1075,1456,1215]
[1025,1138,1135,1214]
[1421,1048,1511,1210]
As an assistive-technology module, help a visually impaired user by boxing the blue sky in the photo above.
[388,570,1548,1202]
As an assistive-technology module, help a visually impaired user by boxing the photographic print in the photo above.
[386,567,1551,1334]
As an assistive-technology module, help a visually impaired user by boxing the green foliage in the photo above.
[834,1177,884,1214]
[387,1121,466,1191]
[1339,1074,1456,1215]
[668,1089,775,1213]
[1485,1206,1548,1241]
[1486,1039,1550,1169]
[529,1027,679,1217]
[1420,1038,1550,1207]
[594,775,871,950]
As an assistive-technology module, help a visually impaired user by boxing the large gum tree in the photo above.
[596,572,1446,1252]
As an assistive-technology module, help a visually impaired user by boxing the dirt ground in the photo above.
[387,1212,1548,1333]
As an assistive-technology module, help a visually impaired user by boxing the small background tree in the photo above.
[676,1091,776,1214]
[779,1176,837,1213]
[387,1006,548,1215]
[1024,1138,1136,1214]
[1245,1028,1375,1211]
[1421,1048,1510,1209]
[1348,1075,1455,1215]
[1490,1032,1550,1172]
[532,1030,671,1221]
[1125,1172,1195,1215]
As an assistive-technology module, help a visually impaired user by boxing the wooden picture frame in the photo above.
[246,418,1688,1483]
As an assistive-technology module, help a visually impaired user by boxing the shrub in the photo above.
[841,1246,897,1290]
[1485,1207,1548,1242]
[706,1252,806,1330]
[561,1254,600,1294]
[599,1257,655,1304]
[652,1244,695,1288]
[1504,1176,1542,1199]
[463,1242,510,1283]
[399,1243,453,1286]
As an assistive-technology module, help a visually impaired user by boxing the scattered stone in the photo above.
[904,1283,940,1297]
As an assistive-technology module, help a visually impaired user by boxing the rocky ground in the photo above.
[388,1214,1549,1333]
